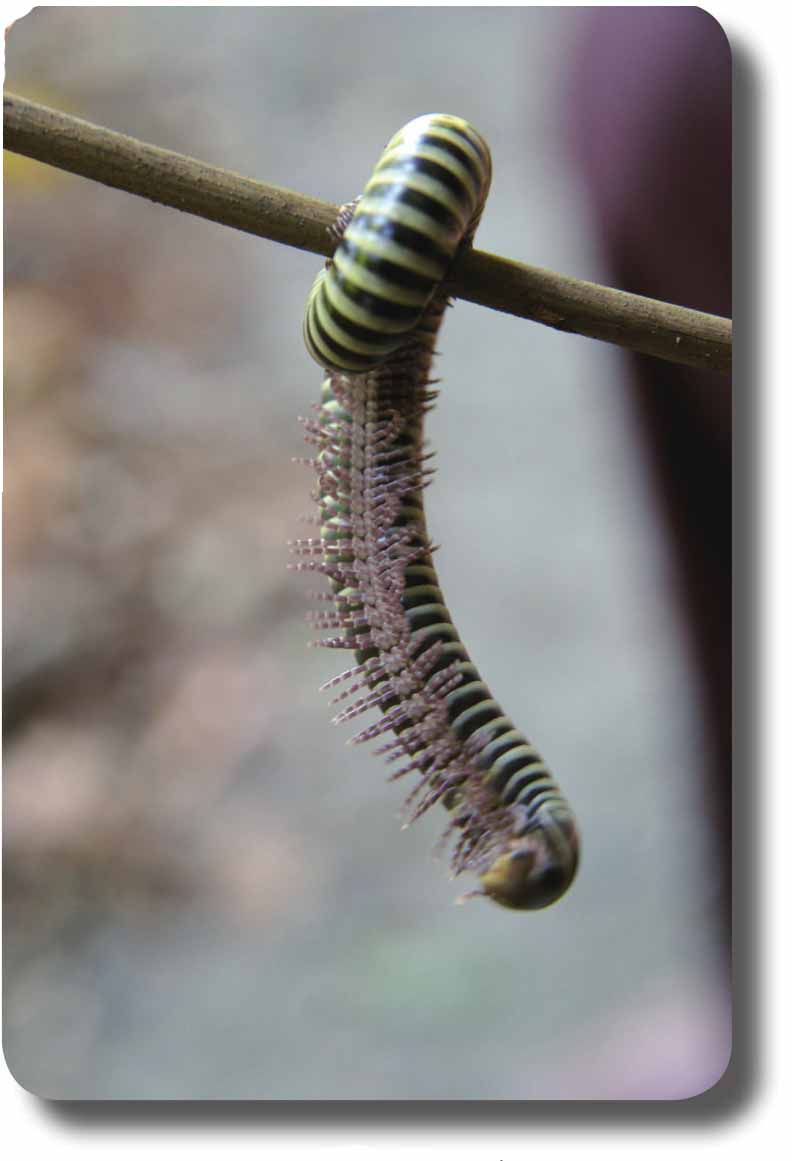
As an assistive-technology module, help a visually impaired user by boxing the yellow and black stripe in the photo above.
[304,114,492,373]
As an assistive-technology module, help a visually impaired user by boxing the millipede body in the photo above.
[292,114,579,910]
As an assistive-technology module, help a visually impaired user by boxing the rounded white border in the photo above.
[1,0,785,1153]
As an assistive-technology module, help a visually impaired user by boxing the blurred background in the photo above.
[4,7,731,1100]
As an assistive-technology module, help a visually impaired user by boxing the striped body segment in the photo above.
[293,116,579,910]
[303,114,491,374]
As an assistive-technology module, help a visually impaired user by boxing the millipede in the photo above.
[291,114,579,910]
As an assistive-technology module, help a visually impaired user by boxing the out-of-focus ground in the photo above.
[3,8,730,1099]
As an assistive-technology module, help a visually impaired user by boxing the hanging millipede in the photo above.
[291,114,579,910]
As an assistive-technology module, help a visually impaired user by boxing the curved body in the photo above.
[295,116,579,910]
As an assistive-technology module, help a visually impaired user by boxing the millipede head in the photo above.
[477,816,579,911]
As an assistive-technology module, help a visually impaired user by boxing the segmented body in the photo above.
[303,113,491,373]
[293,115,579,909]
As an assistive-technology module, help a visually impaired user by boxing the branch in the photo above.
[4,93,731,375]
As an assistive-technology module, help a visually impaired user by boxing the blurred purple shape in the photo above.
[567,7,732,939]
[570,7,731,319]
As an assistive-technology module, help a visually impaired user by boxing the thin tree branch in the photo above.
[4,93,731,375]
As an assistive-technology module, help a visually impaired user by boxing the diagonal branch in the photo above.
[4,93,731,375]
